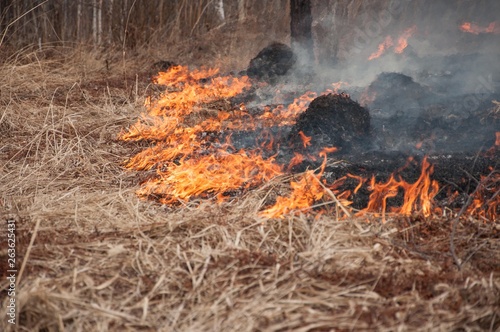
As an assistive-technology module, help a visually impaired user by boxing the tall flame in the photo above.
[360,156,440,222]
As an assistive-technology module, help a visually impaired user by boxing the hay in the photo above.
[1,46,499,332]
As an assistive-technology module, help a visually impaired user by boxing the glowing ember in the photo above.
[460,21,499,34]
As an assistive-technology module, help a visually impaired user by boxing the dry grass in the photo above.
[0,42,499,332]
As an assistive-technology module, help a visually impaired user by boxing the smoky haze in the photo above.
[292,0,500,154]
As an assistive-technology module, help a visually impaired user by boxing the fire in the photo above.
[460,21,499,34]
[154,65,219,87]
[369,26,416,60]
[259,164,326,218]
[368,36,393,60]
[137,149,283,204]
[120,64,497,222]
[260,151,350,219]
[394,25,416,54]
[465,172,500,222]
[360,156,440,222]
[119,64,337,216]
[298,131,312,148]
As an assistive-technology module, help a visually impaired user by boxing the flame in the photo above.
[465,172,499,221]
[368,36,394,60]
[347,173,366,194]
[394,25,416,54]
[331,81,349,93]
[154,65,219,86]
[120,65,336,212]
[259,153,328,218]
[360,156,439,222]
[120,64,496,221]
[460,21,499,34]
[137,149,283,204]
[298,131,312,148]
[369,26,416,60]
[287,153,305,172]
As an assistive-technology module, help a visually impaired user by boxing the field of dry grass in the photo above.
[1,36,499,331]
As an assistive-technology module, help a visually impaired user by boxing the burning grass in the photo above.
[1,48,499,331]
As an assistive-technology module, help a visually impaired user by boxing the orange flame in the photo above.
[394,25,416,54]
[298,131,312,148]
[360,156,440,222]
[369,26,416,60]
[137,150,283,204]
[460,21,499,34]
[259,153,330,218]
[120,64,496,222]
[368,36,394,60]
[465,172,499,221]
[120,65,343,209]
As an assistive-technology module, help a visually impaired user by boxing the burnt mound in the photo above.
[247,42,296,84]
[288,93,371,154]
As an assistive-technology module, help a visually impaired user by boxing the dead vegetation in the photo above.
[0,44,499,331]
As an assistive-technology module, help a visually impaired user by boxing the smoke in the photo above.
[309,0,500,91]
[290,0,500,154]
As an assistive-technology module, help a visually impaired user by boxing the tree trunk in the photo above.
[97,0,102,45]
[108,0,114,44]
[92,0,97,45]
[76,0,81,42]
[238,0,245,22]
[290,0,313,61]
[212,0,225,29]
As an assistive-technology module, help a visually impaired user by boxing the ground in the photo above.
[0,42,499,331]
